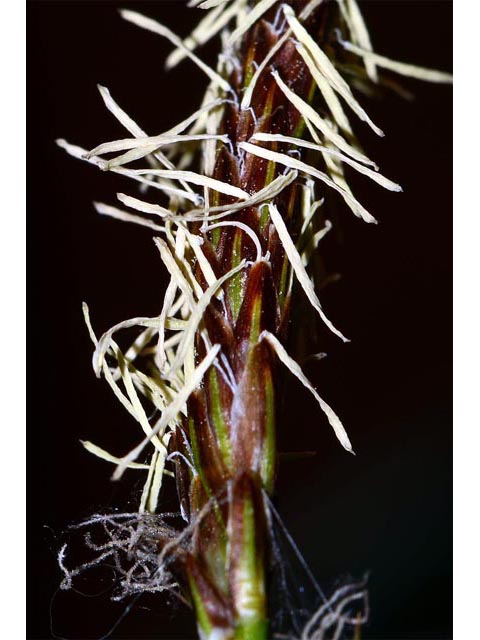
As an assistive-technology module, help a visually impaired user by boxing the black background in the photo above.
[28,1,452,638]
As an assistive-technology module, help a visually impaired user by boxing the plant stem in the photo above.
[169,2,332,636]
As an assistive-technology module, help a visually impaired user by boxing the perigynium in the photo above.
[57,1,452,638]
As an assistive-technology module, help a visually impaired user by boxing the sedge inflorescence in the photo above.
[57,1,451,638]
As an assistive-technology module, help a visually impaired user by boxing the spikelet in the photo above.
[58,1,451,638]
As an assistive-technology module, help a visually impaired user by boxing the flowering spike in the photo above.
[58,0,451,637]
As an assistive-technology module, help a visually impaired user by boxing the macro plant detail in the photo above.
[56,0,452,638]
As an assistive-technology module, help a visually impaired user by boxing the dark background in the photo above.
[28,1,452,638]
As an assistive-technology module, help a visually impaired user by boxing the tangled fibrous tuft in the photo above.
[58,513,184,601]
